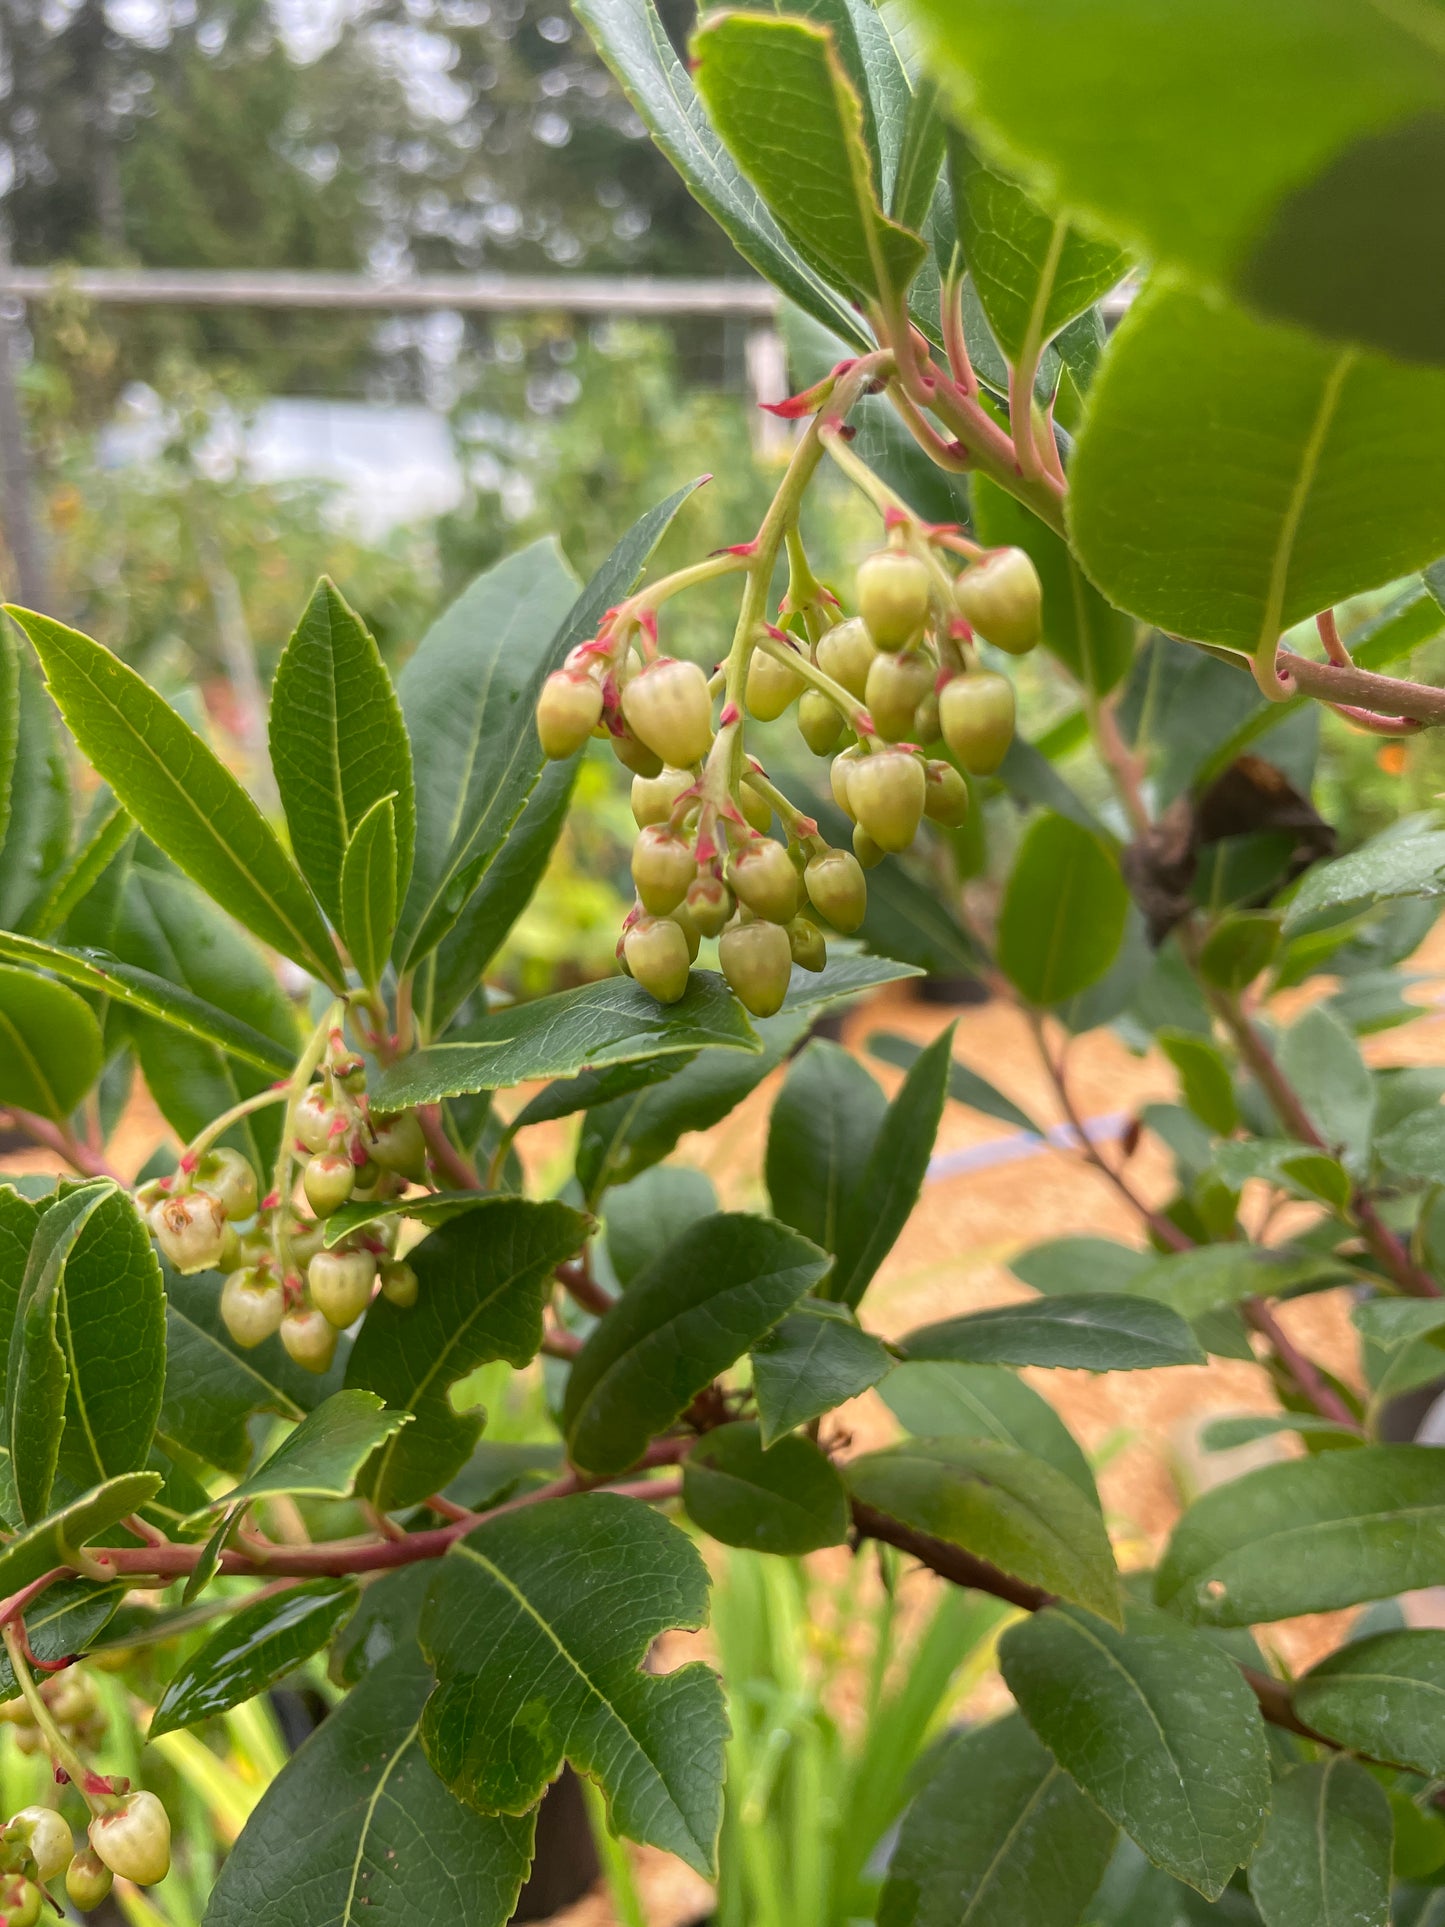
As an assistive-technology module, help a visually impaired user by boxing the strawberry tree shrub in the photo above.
[5,4,1445,1925]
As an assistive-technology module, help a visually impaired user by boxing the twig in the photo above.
[1,1109,121,1181]
[1240,1298,1362,1431]
[417,1104,482,1191]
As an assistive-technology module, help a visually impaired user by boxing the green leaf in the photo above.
[1126,1245,1347,1323]
[1011,1236,1151,1296]
[508,1051,694,1138]
[904,1294,1206,1372]
[891,72,945,230]
[999,1605,1269,1898]
[208,1391,411,1515]
[692,12,926,311]
[1249,1759,1392,1927]
[204,1645,536,1927]
[908,0,1445,367]
[345,1200,586,1509]
[866,1028,1042,1133]
[604,1165,717,1289]
[0,622,17,874]
[683,1419,848,1553]
[0,1578,124,1699]
[878,1713,1118,1927]
[1201,1414,1359,1453]
[881,1360,1097,1503]
[575,0,869,348]
[1284,831,1445,936]
[829,1023,953,1309]
[338,795,398,992]
[0,1470,162,1600]
[420,1491,726,1874]
[1158,1029,1238,1137]
[767,1038,886,1255]
[1375,1106,1445,1181]
[1211,1140,1349,1210]
[1157,1445,1445,1626]
[1199,913,1283,994]
[9,607,339,984]
[24,798,131,941]
[949,130,1128,366]
[0,930,295,1077]
[1070,284,1445,676]
[150,1577,358,1739]
[0,964,102,1121]
[372,973,760,1109]
[563,1213,829,1477]
[0,647,71,933]
[847,1437,1121,1623]
[972,479,1135,696]
[998,813,1129,1006]
[751,1300,892,1447]
[1294,1629,1445,1777]
[268,579,414,925]
[1279,1005,1375,1172]
[7,1181,111,1521]
[319,1190,502,1250]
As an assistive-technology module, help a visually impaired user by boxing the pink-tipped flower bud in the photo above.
[621,657,714,768]
[379,1258,419,1307]
[194,1147,258,1222]
[797,689,844,755]
[536,668,603,759]
[149,1192,226,1275]
[367,1110,427,1181]
[631,824,697,916]
[729,836,799,925]
[953,547,1043,655]
[847,750,925,853]
[924,759,970,827]
[857,549,931,651]
[88,1792,171,1888]
[220,1268,285,1349]
[939,670,1016,775]
[307,1248,377,1328]
[745,646,805,721]
[65,1850,112,1912]
[303,1152,355,1220]
[804,849,868,933]
[630,767,693,830]
[719,920,794,1018]
[623,915,693,1006]
[787,916,827,973]
[815,617,875,699]
[8,1807,71,1885]
[280,1307,338,1375]
[864,650,934,742]
[685,873,733,938]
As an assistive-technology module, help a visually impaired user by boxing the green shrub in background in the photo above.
[10,3,1445,1925]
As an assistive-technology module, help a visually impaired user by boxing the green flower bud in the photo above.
[738,781,772,835]
[852,824,884,868]
[815,617,875,699]
[287,1216,326,1266]
[787,916,827,973]
[913,689,941,744]
[719,919,794,1018]
[954,546,1042,655]
[303,1152,355,1220]
[939,671,1016,775]
[804,849,868,933]
[729,837,799,924]
[536,668,603,759]
[670,903,702,963]
[379,1258,419,1308]
[609,725,663,778]
[848,749,926,853]
[367,1110,428,1181]
[280,1307,338,1375]
[8,1806,71,1884]
[797,689,844,755]
[220,1268,285,1349]
[195,1147,258,1221]
[308,1248,377,1328]
[1,1878,40,1927]
[623,915,692,1005]
[631,824,697,916]
[149,1192,226,1275]
[630,766,693,830]
[857,549,931,651]
[89,1793,171,1888]
[923,760,970,827]
[864,649,934,742]
[294,1084,336,1156]
[621,656,714,768]
[65,1851,111,1913]
[829,746,861,821]
[685,873,732,938]
[745,647,805,721]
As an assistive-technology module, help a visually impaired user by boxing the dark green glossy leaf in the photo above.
[0,1187,38,1408]
[10,606,339,983]
[320,1190,500,1250]
[605,1164,717,1289]
[1010,1237,1150,1296]
[0,1579,124,1699]
[865,1028,1042,1133]
[881,1360,1096,1503]
[766,1038,885,1255]
[339,795,398,993]
[904,1294,1205,1373]
[505,1048,691,1138]
[751,1300,892,1447]
[372,973,760,1109]
[205,1644,536,1927]
[877,1713,1117,1927]
[891,72,945,231]
[1249,1759,1392,1927]
[998,813,1129,1006]
[1157,1446,1445,1626]
[270,579,414,926]
[328,1564,435,1688]
[829,1023,953,1309]
[683,1419,848,1553]
[151,1577,358,1738]
[847,1436,1120,1623]
[207,1391,411,1515]
[1284,832,1445,937]
[421,1491,726,1874]
[692,12,926,309]
[1294,1629,1445,1777]
[0,1471,162,1599]
[0,646,70,932]
[999,1604,1269,1898]
[0,964,102,1121]
[346,1200,586,1509]
[563,1213,829,1477]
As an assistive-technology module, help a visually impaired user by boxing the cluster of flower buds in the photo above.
[140,1032,424,1372]
[0,1669,106,1760]
[535,521,1043,1011]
